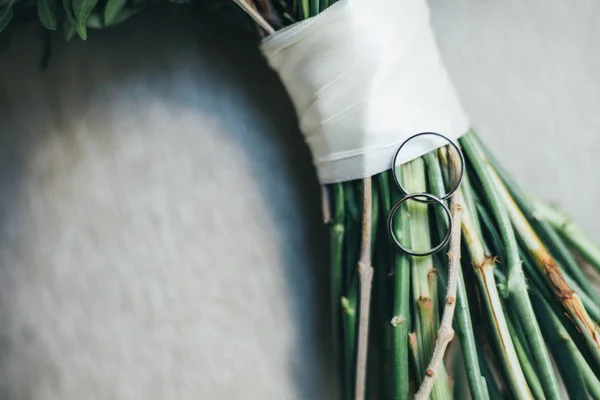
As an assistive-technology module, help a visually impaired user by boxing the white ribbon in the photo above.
[260,0,469,183]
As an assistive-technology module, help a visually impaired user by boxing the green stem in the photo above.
[478,141,598,299]
[342,181,360,400]
[473,132,600,313]
[531,198,600,273]
[477,189,600,371]
[532,213,595,298]
[462,134,562,400]
[414,188,463,400]
[371,182,379,254]
[344,182,360,290]
[367,183,380,398]
[388,173,412,400]
[391,207,411,399]
[403,158,451,400]
[487,163,600,368]
[424,152,488,400]
[563,273,600,323]
[460,190,532,400]
[354,178,374,400]
[473,133,600,303]
[310,0,319,17]
[300,0,309,18]
[518,249,596,366]
[460,169,483,237]
[575,349,600,399]
[376,173,393,398]
[455,271,488,399]
[474,196,506,262]
[329,183,345,396]
[476,336,503,400]
[506,314,545,400]
[531,291,592,400]
[342,285,357,400]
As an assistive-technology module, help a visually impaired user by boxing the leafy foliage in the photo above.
[37,0,58,30]
[103,0,127,26]
[0,1,13,33]
[0,0,170,40]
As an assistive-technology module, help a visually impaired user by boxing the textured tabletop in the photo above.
[0,1,598,398]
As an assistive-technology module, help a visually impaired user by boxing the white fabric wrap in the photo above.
[260,0,469,183]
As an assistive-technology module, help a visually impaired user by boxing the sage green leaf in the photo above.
[62,0,76,23]
[74,21,87,40]
[0,3,14,34]
[86,12,103,28]
[62,20,76,41]
[37,0,58,30]
[63,0,87,40]
[62,0,77,40]
[104,0,126,26]
[72,0,100,27]
[109,6,138,26]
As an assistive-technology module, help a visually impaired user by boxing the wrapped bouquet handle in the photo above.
[260,0,469,184]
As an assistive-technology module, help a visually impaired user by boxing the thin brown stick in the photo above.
[354,177,374,400]
[414,190,463,400]
[254,0,283,29]
[232,0,276,34]
[321,185,331,224]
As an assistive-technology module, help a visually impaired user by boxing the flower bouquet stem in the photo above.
[229,0,600,398]
[531,198,600,275]
[461,135,562,399]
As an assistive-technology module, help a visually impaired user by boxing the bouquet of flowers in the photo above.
[2,0,600,399]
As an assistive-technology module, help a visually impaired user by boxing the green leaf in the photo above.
[37,0,58,30]
[74,21,87,40]
[0,3,14,34]
[103,0,126,26]
[63,0,87,40]
[85,11,103,28]
[72,0,100,29]
[62,20,76,41]
[62,0,75,24]
[108,6,138,26]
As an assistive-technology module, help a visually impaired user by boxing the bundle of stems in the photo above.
[330,132,600,400]
[232,1,600,399]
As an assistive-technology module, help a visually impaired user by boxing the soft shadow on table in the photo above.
[0,6,334,399]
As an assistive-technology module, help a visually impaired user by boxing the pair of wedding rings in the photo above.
[387,132,465,257]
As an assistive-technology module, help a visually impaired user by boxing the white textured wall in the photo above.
[0,1,598,398]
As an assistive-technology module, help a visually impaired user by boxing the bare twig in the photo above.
[414,190,463,400]
[354,177,374,400]
[232,0,276,34]
[321,185,331,224]
[254,0,284,29]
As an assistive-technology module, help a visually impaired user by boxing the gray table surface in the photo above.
[0,1,598,398]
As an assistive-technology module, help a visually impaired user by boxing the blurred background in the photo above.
[0,0,598,398]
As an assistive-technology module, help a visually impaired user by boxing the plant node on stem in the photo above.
[354,177,374,400]
[414,186,464,399]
